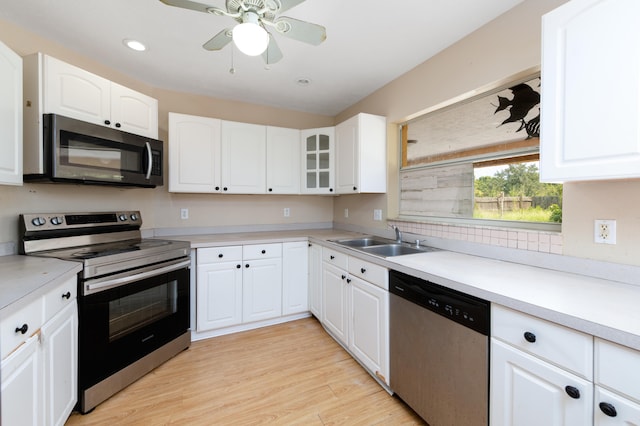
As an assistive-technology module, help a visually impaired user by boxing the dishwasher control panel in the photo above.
[389,269,490,335]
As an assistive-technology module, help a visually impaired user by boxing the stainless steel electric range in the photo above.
[20,211,191,413]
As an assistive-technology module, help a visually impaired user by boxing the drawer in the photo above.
[492,304,593,379]
[348,257,388,290]
[243,243,282,260]
[198,246,242,264]
[322,247,348,270]
[44,275,77,322]
[1,297,44,359]
[596,338,640,402]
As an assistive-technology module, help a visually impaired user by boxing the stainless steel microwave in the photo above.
[24,114,163,188]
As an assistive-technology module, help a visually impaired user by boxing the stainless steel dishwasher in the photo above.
[389,269,490,426]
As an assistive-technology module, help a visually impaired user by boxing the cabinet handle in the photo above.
[215,186,220,191]
[341,274,346,280]
[218,253,224,258]
[353,186,357,191]
[104,119,111,125]
[223,187,228,191]
[346,278,351,283]
[245,263,250,268]
[329,188,334,192]
[565,386,580,399]
[360,267,366,273]
[15,324,28,335]
[236,264,241,269]
[61,291,71,300]
[115,122,121,128]
[330,255,335,260]
[261,250,266,254]
[268,188,273,192]
[599,402,617,417]
[524,331,537,343]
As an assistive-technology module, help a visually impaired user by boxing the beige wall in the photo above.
[3,1,640,267]
[0,19,334,245]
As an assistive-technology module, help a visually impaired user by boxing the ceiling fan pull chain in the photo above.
[229,44,236,74]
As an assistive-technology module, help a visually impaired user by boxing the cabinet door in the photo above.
[242,257,283,323]
[1,333,42,426]
[110,82,158,138]
[196,261,243,331]
[266,126,301,194]
[335,116,358,194]
[221,121,266,193]
[349,276,389,385]
[540,0,640,181]
[282,241,308,315]
[321,262,348,345]
[490,338,592,426]
[300,127,335,194]
[43,55,111,127]
[595,386,640,425]
[0,40,22,186]
[308,243,322,319]
[168,113,222,193]
[41,302,77,426]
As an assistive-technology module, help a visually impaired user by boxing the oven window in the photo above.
[108,280,178,341]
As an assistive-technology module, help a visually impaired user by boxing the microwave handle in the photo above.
[145,142,152,180]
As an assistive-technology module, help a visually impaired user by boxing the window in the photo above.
[399,68,561,228]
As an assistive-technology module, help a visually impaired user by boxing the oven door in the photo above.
[78,260,190,391]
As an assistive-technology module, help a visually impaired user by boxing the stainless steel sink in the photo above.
[331,237,395,247]
[360,244,434,257]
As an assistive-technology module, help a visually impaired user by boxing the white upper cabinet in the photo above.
[301,127,335,194]
[221,120,267,194]
[0,40,22,186]
[266,126,301,194]
[335,113,387,194]
[540,0,640,181]
[168,112,222,193]
[24,53,158,139]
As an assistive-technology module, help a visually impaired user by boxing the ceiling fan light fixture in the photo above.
[233,12,269,56]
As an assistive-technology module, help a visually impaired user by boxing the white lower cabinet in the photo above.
[320,247,389,387]
[242,245,282,323]
[282,241,308,316]
[491,338,593,426]
[1,275,77,426]
[196,246,244,331]
[307,242,322,319]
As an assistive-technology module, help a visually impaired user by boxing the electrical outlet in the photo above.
[180,208,189,220]
[283,207,290,217]
[594,219,616,244]
[373,209,382,221]
[344,208,349,218]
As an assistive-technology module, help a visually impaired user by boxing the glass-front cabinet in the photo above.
[301,127,335,194]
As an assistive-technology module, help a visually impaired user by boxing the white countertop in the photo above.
[0,255,81,319]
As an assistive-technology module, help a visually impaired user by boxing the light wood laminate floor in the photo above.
[65,317,424,425]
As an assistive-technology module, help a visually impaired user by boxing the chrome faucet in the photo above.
[390,225,402,243]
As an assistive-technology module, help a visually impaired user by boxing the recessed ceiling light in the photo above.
[296,77,311,86]
[123,39,147,52]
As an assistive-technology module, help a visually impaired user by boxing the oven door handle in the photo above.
[85,259,191,294]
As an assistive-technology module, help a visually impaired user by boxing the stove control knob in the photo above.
[50,216,63,225]
[130,213,138,221]
[31,217,46,226]
[119,214,127,221]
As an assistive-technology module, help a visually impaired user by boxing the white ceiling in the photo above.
[0,0,524,116]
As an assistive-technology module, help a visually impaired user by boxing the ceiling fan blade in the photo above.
[262,35,283,64]
[276,0,307,13]
[273,16,326,46]
[203,28,233,51]
[159,0,217,14]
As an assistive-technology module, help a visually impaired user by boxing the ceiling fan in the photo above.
[159,0,327,64]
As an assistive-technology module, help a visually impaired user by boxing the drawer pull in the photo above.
[330,255,335,260]
[360,267,366,273]
[261,250,266,254]
[346,278,351,284]
[218,253,224,258]
[565,386,580,399]
[341,274,346,280]
[245,264,250,268]
[524,331,537,343]
[236,264,241,269]
[15,324,28,335]
[599,402,617,417]
[62,291,71,299]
